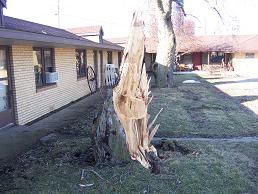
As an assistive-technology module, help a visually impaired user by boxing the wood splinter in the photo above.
[113,11,162,172]
[91,11,162,173]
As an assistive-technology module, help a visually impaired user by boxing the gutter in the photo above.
[0,28,123,51]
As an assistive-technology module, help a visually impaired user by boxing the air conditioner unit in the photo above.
[45,72,58,83]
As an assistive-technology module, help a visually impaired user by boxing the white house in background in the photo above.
[67,26,123,69]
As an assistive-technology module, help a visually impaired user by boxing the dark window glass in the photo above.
[44,50,53,72]
[0,48,10,111]
[118,52,122,67]
[76,49,86,77]
[33,50,43,87]
[0,49,7,79]
[33,48,54,88]
[107,51,112,64]
[245,53,255,58]
[210,52,224,63]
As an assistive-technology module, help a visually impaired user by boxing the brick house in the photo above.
[0,3,123,128]
[108,0,258,77]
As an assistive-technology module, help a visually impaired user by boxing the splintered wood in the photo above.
[113,12,161,171]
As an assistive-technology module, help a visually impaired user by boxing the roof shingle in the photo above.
[67,25,103,35]
[1,16,122,51]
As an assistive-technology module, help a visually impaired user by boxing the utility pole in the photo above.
[57,0,60,28]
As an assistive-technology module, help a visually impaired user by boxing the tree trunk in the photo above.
[91,89,130,165]
[153,0,176,88]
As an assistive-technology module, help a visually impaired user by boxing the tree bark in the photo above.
[91,89,130,165]
[153,0,176,88]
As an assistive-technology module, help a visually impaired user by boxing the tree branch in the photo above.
[172,0,186,16]
[156,0,165,15]
[203,0,224,24]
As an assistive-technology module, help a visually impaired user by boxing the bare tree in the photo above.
[152,0,176,88]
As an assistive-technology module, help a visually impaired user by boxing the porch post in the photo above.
[207,52,210,66]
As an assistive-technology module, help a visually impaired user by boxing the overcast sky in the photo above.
[4,0,258,38]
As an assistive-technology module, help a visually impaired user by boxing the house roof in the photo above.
[144,34,258,54]
[0,16,122,51]
[234,35,258,52]
[67,25,104,36]
[102,39,124,50]
[107,37,128,45]
[0,0,6,7]
[4,16,83,41]
[66,25,123,50]
[187,35,258,53]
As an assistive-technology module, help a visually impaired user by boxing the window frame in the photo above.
[75,49,87,78]
[33,47,55,89]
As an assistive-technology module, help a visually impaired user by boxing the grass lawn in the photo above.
[150,74,258,138]
[2,136,258,194]
[1,73,258,194]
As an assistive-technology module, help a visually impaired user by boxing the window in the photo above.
[210,51,224,63]
[118,52,122,67]
[245,53,255,58]
[76,49,86,77]
[107,51,112,64]
[0,47,10,112]
[33,48,54,88]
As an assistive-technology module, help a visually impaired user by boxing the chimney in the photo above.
[0,0,7,27]
[99,26,104,44]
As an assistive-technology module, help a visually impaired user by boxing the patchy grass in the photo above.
[1,135,258,194]
[150,74,258,137]
[1,73,258,194]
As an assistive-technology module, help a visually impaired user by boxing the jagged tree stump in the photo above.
[91,89,130,165]
[92,12,161,173]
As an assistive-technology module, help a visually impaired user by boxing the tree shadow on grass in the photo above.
[211,78,258,85]
[200,75,258,119]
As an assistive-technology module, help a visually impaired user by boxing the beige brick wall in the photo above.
[233,52,258,76]
[11,45,91,125]
[103,51,108,66]
[87,49,94,70]
[112,51,119,68]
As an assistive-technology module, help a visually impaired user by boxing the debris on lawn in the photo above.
[153,139,201,160]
